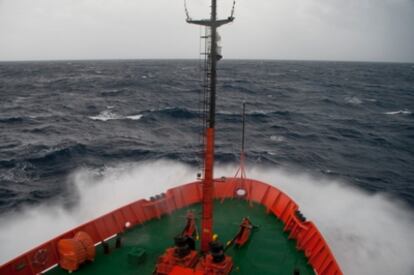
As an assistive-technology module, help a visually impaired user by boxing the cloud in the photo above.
[0,0,413,62]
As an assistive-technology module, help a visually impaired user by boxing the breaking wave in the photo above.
[384,109,412,115]
[269,135,285,142]
[89,110,143,121]
[344,96,362,105]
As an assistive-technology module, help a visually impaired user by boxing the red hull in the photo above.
[0,178,342,275]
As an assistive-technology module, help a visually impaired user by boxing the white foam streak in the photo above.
[345,96,362,105]
[0,161,413,275]
[270,135,285,142]
[384,109,411,115]
[89,110,121,121]
[89,110,143,121]
[125,114,143,120]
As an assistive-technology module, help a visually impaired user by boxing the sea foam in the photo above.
[345,96,362,105]
[384,109,411,115]
[89,110,143,121]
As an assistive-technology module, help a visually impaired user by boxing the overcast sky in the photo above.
[0,0,413,62]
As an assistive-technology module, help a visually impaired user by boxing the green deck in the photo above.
[47,200,315,275]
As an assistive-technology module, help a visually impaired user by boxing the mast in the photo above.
[186,0,234,253]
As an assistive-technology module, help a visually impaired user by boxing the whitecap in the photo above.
[270,135,285,142]
[89,110,143,121]
[345,96,362,105]
[149,107,174,113]
[125,114,143,120]
[384,110,411,115]
[89,110,121,121]
[250,110,268,115]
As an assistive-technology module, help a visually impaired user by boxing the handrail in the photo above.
[0,178,342,275]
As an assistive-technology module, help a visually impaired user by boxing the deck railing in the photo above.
[0,178,342,275]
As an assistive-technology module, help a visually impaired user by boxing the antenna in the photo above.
[221,102,249,204]
[234,102,247,181]
[185,0,236,20]
[184,0,191,21]
[230,0,236,19]
[241,101,246,154]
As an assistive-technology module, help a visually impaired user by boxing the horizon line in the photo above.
[0,57,413,65]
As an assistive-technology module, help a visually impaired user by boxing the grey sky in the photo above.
[0,0,413,62]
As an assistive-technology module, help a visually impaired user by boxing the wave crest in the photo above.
[384,109,411,115]
[89,110,143,121]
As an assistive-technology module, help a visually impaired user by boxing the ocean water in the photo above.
[0,60,414,273]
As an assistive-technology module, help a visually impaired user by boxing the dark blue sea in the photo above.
[1,60,413,211]
[1,60,414,273]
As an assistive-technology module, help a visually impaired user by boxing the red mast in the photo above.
[186,0,235,252]
[201,127,215,252]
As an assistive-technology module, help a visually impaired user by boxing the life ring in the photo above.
[32,248,48,266]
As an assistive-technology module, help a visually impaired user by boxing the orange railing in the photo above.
[0,178,342,275]
[217,178,343,275]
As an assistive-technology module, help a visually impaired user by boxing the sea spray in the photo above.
[0,160,195,264]
[244,165,414,275]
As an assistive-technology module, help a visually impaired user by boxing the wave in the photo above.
[144,107,290,121]
[217,110,290,118]
[0,144,88,171]
[89,110,121,121]
[269,135,285,142]
[27,144,87,166]
[0,114,58,124]
[90,107,199,121]
[145,107,198,119]
[125,114,143,120]
[0,116,25,123]
[384,110,412,115]
[100,89,130,96]
[344,96,362,105]
[89,110,143,121]
[89,107,288,122]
